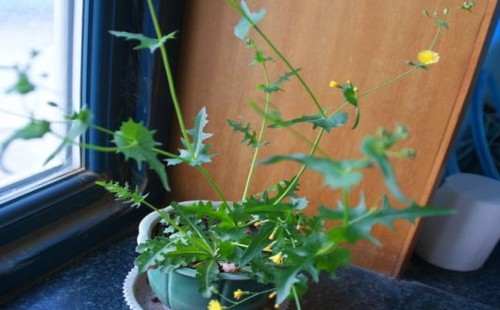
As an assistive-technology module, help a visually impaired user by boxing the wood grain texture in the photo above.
[165,0,498,276]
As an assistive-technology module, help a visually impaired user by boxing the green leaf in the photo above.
[134,237,175,273]
[227,119,267,147]
[6,71,35,95]
[260,154,370,190]
[364,196,456,230]
[45,108,93,165]
[241,204,294,215]
[257,69,301,93]
[361,130,407,202]
[314,247,351,275]
[341,83,360,129]
[270,112,348,132]
[166,107,214,167]
[274,258,311,304]
[0,119,51,172]
[322,196,456,245]
[196,259,220,298]
[179,201,236,227]
[234,0,266,41]
[113,119,169,190]
[109,30,177,53]
[239,223,274,266]
[435,19,449,29]
[95,181,149,208]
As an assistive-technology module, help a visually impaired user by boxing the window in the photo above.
[0,0,82,203]
[0,0,184,301]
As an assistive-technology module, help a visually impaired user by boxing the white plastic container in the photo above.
[416,173,500,271]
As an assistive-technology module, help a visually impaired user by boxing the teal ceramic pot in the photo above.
[147,266,270,310]
[137,201,271,310]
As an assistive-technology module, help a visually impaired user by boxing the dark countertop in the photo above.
[2,232,497,310]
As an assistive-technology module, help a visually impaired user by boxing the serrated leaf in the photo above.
[239,223,274,266]
[95,181,149,209]
[234,0,266,41]
[196,259,219,298]
[134,237,175,273]
[113,119,169,190]
[270,112,348,132]
[260,154,371,190]
[323,196,456,245]
[178,201,236,227]
[109,30,177,53]
[0,119,51,172]
[166,107,214,167]
[364,196,456,230]
[361,135,407,202]
[257,69,301,93]
[45,108,93,165]
[227,119,266,147]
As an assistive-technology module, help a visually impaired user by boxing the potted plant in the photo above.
[0,1,476,309]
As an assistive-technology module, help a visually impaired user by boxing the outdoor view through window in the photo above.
[0,0,82,202]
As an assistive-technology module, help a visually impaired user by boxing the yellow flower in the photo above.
[253,221,262,228]
[329,80,341,88]
[268,291,277,299]
[263,244,273,252]
[269,251,284,264]
[233,289,246,300]
[417,50,440,65]
[208,300,223,310]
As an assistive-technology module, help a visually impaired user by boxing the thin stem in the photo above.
[224,288,276,309]
[146,0,194,158]
[242,62,271,200]
[50,132,121,152]
[342,189,350,226]
[197,165,228,204]
[90,124,116,136]
[357,67,417,99]
[292,285,302,310]
[223,0,326,118]
[152,147,181,160]
[272,129,325,205]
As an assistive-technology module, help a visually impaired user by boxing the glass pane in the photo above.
[0,0,82,201]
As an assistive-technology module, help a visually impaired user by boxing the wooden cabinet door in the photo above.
[166,0,498,276]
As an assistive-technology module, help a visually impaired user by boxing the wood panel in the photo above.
[166,0,498,276]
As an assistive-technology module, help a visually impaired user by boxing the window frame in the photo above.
[0,0,184,302]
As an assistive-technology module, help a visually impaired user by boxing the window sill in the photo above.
[1,233,490,309]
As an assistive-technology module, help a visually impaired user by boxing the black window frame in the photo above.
[0,0,184,302]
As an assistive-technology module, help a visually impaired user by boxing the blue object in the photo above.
[445,20,500,179]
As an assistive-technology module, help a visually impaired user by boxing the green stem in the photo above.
[342,189,350,226]
[197,165,228,204]
[292,285,302,310]
[358,67,417,99]
[242,62,272,200]
[224,0,326,118]
[272,129,325,205]
[146,0,194,158]
[223,288,276,309]
[90,124,116,136]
